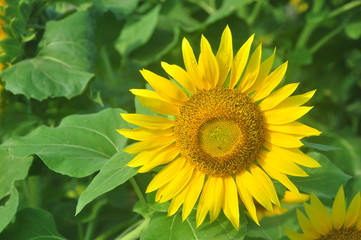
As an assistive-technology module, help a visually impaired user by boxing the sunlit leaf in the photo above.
[0,208,66,240]
[141,211,247,240]
[0,187,19,233]
[2,11,94,100]
[76,151,137,214]
[291,152,352,198]
[115,5,160,57]
[0,149,32,199]
[2,108,128,178]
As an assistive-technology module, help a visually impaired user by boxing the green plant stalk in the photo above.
[310,24,344,53]
[115,218,151,240]
[100,46,116,85]
[327,0,361,19]
[129,177,147,208]
[248,0,263,26]
[94,218,139,240]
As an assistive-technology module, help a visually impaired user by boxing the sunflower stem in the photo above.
[100,46,116,85]
[248,0,263,26]
[129,177,147,208]
[327,0,361,19]
[310,23,344,53]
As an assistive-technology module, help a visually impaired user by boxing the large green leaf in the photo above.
[115,5,160,57]
[291,152,352,198]
[0,208,66,240]
[0,149,32,199]
[2,108,128,178]
[2,11,94,100]
[0,187,19,233]
[141,211,247,240]
[246,209,298,240]
[76,151,137,214]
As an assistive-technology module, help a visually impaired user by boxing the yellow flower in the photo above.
[117,26,321,229]
[286,186,361,240]
[256,191,310,221]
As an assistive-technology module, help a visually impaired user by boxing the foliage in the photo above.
[0,0,360,239]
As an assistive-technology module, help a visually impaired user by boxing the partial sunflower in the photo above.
[0,0,8,71]
[286,186,361,240]
[117,26,321,229]
[256,190,310,221]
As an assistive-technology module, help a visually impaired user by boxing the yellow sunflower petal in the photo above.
[344,192,361,228]
[137,144,180,173]
[239,43,262,93]
[120,114,175,129]
[264,106,313,125]
[216,25,233,87]
[127,144,178,169]
[261,163,299,194]
[296,209,320,239]
[252,61,288,101]
[309,193,332,233]
[236,171,259,225]
[161,62,197,93]
[260,150,308,177]
[182,170,205,221]
[222,176,239,229]
[265,121,321,137]
[146,157,185,193]
[275,90,316,109]
[168,186,188,216]
[332,186,346,230]
[264,144,321,168]
[246,48,276,95]
[303,202,330,235]
[258,83,299,111]
[140,69,188,105]
[243,170,273,212]
[250,165,280,206]
[282,191,309,204]
[182,37,202,89]
[156,163,194,203]
[285,228,311,240]
[265,131,304,148]
[130,89,180,116]
[123,135,175,154]
[229,34,254,88]
[199,35,219,89]
[196,178,211,227]
[117,127,173,141]
[206,177,224,222]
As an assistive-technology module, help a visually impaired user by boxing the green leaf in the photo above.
[0,208,66,240]
[302,140,341,151]
[0,149,32,199]
[2,11,94,100]
[246,209,298,240]
[76,151,137,214]
[141,211,247,240]
[0,187,19,233]
[2,108,128,178]
[115,5,161,57]
[345,21,361,40]
[103,0,139,18]
[290,152,352,198]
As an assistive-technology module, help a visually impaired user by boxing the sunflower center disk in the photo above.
[199,119,245,157]
[319,227,361,240]
[175,88,264,177]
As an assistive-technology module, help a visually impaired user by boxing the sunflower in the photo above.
[286,186,361,240]
[117,26,321,229]
[0,0,7,71]
[256,190,310,221]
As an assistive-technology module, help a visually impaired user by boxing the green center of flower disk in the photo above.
[319,227,361,240]
[175,88,264,176]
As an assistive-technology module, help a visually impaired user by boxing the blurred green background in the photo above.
[0,0,360,239]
